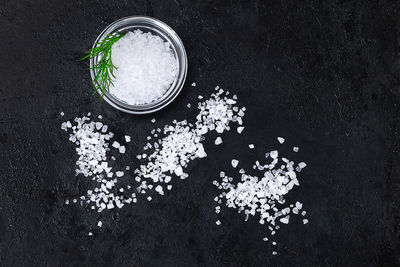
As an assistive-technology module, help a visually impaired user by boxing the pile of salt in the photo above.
[109,30,178,105]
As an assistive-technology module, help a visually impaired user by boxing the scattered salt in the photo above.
[277,137,285,144]
[213,145,308,253]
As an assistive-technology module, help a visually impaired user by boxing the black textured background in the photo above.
[1,0,400,266]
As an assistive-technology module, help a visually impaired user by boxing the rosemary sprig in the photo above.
[80,31,127,99]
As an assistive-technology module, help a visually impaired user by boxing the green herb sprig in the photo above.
[80,31,127,99]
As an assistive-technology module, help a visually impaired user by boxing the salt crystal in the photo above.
[88,232,93,236]
[97,221,102,227]
[155,185,164,195]
[293,146,299,152]
[303,219,309,224]
[95,122,103,130]
[216,220,221,225]
[60,112,64,116]
[119,146,126,154]
[151,118,156,123]
[270,150,278,158]
[215,137,223,145]
[237,127,244,134]
[191,82,196,87]
[112,141,120,149]
[298,162,307,169]
[231,159,239,168]
[175,166,183,176]
[280,216,289,224]
[277,137,285,144]
[248,144,255,149]
[125,135,131,142]
[116,171,124,177]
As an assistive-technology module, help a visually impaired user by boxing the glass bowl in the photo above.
[89,16,188,114]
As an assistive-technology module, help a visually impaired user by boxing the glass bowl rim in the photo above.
[89,15,188,114]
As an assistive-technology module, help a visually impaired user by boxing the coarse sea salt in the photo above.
[61,86,246,214]
[109,30,178,105]
[134,87,245,195]
[213,143,308,255]
[61,113,134,213]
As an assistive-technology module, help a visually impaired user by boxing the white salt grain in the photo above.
[248,144,255,149]
[280,216,289,224]
[270,150,278,158]
[293,146,299,152]
[109,30,178,105]
[191,82,196,87]
[125,135,131,142]
[298,162,307,169]
[215,137,223,145]
[231,159,239,168]
[97,221,102,227]
[112,141,120,149]
[277,137,285,144]
[237,126,244,134]
[119,146,126,154]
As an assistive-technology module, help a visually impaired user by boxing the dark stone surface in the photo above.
[1,0,400,266]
